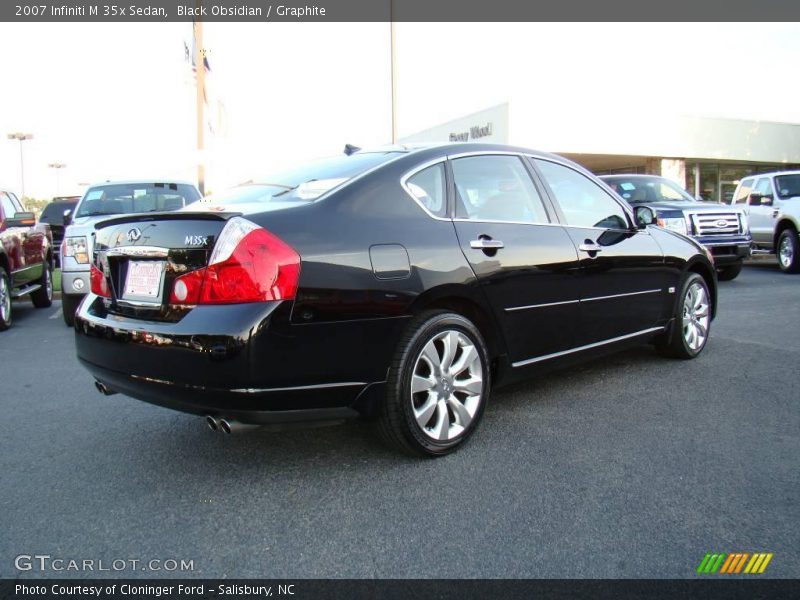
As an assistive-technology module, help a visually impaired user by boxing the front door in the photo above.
[748,177,778,245]
[532,158,674,345]
[449,154,583,365]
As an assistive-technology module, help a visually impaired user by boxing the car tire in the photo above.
[777,228,800,273]
[0,267,12,332]
[62,294,81,327]
[378,311,491,457]
[656,272,711,360]
[716,261,742,281]
[31,262,53,308]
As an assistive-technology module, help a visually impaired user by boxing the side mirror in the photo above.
[761,194,774,206]
[748,192,773,206]
[63,208,72,225]
[6,211,36,227]
[634,205,657,229]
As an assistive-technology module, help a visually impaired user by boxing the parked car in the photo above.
[39,196,80,267]
[61,181,201,325]
[600,174,751,281]
[730,170,800,273]
[0,189,53,331]
[74,144,717,456]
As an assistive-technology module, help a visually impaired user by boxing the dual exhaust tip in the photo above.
[206,415,258,434]
[94,380,117,396]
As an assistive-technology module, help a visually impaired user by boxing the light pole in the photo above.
[7,132,34,199]
[48,162,67,196]
[389,0,397,143]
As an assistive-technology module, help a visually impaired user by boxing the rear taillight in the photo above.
[90,264,111,298]
[169,217,300,305]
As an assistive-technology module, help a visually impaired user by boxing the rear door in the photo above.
[532,158,673,346]
[448,153,582,365]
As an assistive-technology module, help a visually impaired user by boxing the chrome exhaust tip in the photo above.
[205,415,221,432]
[94,380,117,396]
[219,419,260,434]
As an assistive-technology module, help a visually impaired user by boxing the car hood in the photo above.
[635,201,741,213]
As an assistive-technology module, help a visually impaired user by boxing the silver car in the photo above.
[61,180,201,325]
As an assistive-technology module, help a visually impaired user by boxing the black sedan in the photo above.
[74,144,717,456]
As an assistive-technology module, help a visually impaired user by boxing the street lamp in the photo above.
[48,162,67,196]
[7,132,34,199]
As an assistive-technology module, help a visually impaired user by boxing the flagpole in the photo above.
[195,7,205,195]
[390,0,397,144]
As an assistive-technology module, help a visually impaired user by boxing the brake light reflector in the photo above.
[90,264,111,298]
[169,218,301,305]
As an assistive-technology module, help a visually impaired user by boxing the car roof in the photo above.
[740,170,800,180]
[84,179,198,188]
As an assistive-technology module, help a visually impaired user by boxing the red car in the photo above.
[0,189,54,331]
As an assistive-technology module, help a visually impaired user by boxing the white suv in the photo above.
[730,171,800,273]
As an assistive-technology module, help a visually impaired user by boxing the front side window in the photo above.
[404,163,447,218]
[753,178,773,196]
[0,193,16,219]
[733,178,754,204]
[536,160,629,230]
[451,155,549,224]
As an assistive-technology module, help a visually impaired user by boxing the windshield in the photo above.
[604,177,696,204]
[199,152,400,207]
[76,183,200,218]
[775,175,800,199]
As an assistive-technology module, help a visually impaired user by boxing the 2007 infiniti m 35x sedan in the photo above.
[74,143,717,456]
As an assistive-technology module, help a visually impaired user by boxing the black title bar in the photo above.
[4,0,800,22]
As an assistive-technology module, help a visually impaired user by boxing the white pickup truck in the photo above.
[730,171,800,273]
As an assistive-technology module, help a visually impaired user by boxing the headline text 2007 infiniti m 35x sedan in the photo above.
[74,143,717,456]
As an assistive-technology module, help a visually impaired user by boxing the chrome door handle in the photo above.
[578,242,603,253]
[470,238,504,249]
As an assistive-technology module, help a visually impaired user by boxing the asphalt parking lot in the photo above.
[1,262,798,579]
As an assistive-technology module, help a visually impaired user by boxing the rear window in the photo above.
[76,183,200,218]
[200,152,400,207]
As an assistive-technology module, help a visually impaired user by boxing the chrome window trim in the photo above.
[399,157,451,221]
[582,289,662,303]
[511,326,666,368]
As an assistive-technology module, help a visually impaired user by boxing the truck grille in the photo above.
[689,212,743,236]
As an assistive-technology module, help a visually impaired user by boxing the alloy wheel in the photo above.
[410,330,484,441]
[45,268,53,302]
[779,235,794,269]
[0,275,10,324]
[682,281,710,352]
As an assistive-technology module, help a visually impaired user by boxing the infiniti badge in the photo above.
[126,227,142,242]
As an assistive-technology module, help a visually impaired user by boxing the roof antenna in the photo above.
[344,144,361,156]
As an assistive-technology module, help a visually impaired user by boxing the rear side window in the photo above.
[536,160,628,230]
[733,178,754,204]
[451,155,549,224]
[404,163,447,218]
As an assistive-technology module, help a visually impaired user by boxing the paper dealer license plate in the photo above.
[123,261,165,300]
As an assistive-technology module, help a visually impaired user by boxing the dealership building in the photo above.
[401,103,800,203]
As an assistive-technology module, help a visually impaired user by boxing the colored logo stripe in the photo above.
[697,552,773,574]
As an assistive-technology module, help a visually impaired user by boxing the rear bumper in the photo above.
[74,294,405,422]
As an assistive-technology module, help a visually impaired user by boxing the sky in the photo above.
[1,22,799,199]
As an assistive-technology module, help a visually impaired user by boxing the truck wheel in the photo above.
[716,262,742,281]
[62,294,81,327]
[0,267,12,331]
[31,263,53,308]
[378,311,490,457]
[656,272,711,359]
[777,228,800,273]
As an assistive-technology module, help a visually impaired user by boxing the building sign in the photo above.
[449,122,493,142]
